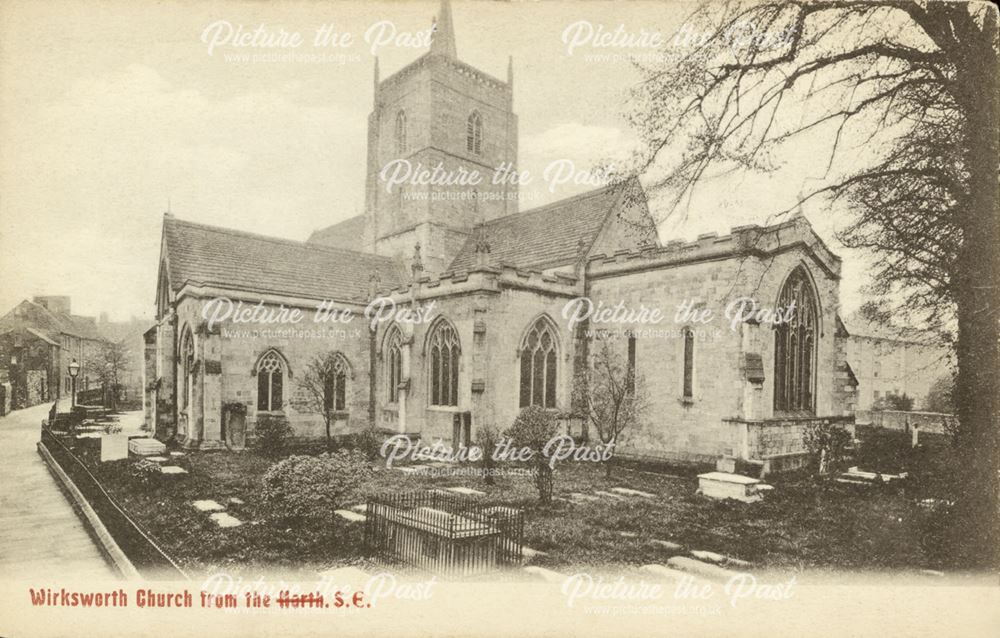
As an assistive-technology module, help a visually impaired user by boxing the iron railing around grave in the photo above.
[364,491,524,577]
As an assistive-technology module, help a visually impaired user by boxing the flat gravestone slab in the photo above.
[397,465,430,474]
[611,487,655,498]
[129,438,167,456]
[651,539,684,552]
[192,500,225,512]
[617,531,638,538]
[522,547,547,559]
[228,497,245,506]
[169,451,185,457]
[443,486,486,496]
[334,509,366,523]
[145,456,168,463]
[691,550,726,564]
[209,512,243,528]
[100,435,129,462]
[350,504,367,512]
[594,490,626,500]
[159,465,188,474]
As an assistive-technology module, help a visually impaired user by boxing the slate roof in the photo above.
[448,180,633,272]
[307,215,368,250]
[0,300,104,343]
[162,216,404,304]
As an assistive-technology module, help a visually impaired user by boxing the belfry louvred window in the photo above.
[466,111,482,155]
[773,267,818,414]
[519,318,558,409]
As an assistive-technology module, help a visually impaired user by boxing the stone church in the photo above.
[146,0,855,471]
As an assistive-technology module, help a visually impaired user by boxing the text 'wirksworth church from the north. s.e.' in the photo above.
[147,0,873,473]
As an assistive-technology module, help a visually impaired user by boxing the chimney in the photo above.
[33,295,71,315]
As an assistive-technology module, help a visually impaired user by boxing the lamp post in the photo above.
[68,358,80,409]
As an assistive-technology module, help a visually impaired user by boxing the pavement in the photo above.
[0,401,114,579]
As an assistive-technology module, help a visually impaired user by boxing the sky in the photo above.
[0,0,872,321]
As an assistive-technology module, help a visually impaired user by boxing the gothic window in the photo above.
[180,327,195,411]
[428,320,460,406]
[773,266,818,413]
[256,350,285,412]
[682,327,694,399]
[324,354,349,413]
[466,111,482,155]
[385,325,403,403]
[395,110,407,154]
[519,318,558,409]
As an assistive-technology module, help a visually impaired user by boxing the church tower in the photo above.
[364,0,519,274]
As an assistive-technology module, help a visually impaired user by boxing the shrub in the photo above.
[260,450,374,523]
[254,414,293,457]
[803,421,853,474]
[505,406,560,503]
[129,458,162,486]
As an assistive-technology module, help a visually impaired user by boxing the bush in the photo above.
[129,458,162,486]
[260,450,374,523]
[254,414,293,457]
[505,406,560,503]
[803,421,853,474]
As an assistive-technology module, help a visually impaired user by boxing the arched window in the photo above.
[385,325,403,403]
[255,350,285,412]
[519,318,558,408]
[179,327,195,412]
[682,327,695,399]
[428,320,460,406]
[395,110,407,154]
[774,266,818,413]
[324,353,350,413]
[466,111,482,155]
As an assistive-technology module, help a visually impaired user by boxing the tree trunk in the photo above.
[951,9,1000,568]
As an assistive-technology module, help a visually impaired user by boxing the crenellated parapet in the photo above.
[374,262,581,304]
[587,216,842,280]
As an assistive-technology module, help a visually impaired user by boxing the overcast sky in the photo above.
[0,0,871,321]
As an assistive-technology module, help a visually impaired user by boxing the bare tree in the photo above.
[86,339,128,411]
[294,351,349,451]
[627,0,999,567]
[576,333,650,478]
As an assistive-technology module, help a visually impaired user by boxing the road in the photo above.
[0,401,114,578]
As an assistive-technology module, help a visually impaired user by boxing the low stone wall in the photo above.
[726,415,855,464]
[855,409,956,434]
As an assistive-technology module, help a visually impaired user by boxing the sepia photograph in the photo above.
[0,0,998,636]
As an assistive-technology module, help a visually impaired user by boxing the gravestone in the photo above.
[129,437,166,456]
[100,434,129,462]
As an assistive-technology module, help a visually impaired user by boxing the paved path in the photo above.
[0,402,114,578]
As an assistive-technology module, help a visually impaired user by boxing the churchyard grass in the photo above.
[61,430,959,577]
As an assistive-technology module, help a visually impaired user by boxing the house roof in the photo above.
[448,179,633,272]
[0,299,104,343]
[162,215,405,304]
[307,215,368,250]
